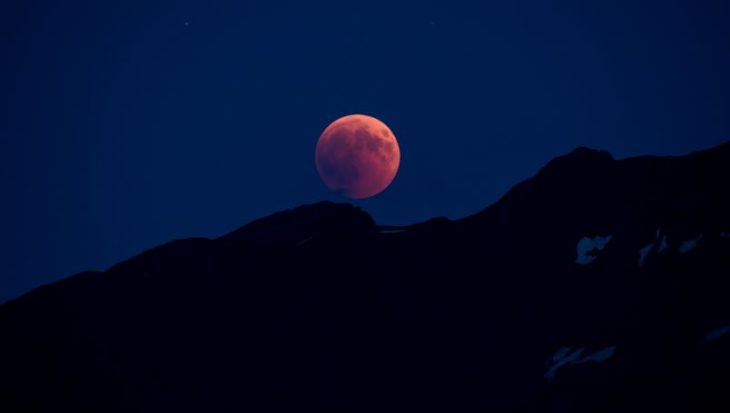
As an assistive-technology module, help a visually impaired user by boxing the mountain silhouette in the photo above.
[2,142,730,412]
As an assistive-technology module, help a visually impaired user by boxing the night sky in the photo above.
[2,0,729,302]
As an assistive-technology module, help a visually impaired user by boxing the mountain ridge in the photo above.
[2,141,729,412]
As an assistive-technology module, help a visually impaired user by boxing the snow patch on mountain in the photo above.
[705,323,730,344]
[575,235,612,265]
[580,346,616,363]
[545,345,616,380]
[679,234,703,254]
[639,243,654,268]
[639,228,670,267]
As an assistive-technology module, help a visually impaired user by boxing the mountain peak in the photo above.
[530,146,615,184]
[219,201,375,245]
[568,146,613,157]
[552,146,614,166]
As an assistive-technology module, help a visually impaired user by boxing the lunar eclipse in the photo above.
[315,114,400,199]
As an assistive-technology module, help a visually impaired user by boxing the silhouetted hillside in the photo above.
[2,142,730,412]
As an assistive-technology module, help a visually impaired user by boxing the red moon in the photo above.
[315,114,400,199]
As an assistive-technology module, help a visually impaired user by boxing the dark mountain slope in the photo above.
[1,142,729,412]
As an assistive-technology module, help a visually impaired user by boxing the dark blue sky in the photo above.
[2,0,729,302]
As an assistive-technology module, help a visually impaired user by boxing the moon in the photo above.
[315,114,400,199]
